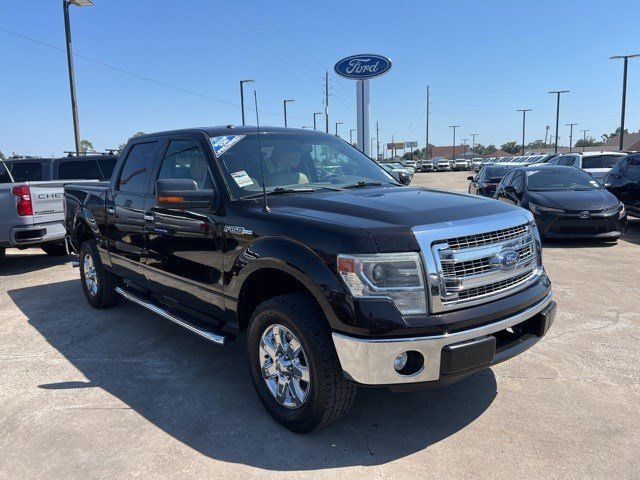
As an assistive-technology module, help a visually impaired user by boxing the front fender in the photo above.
[227,236,354,331]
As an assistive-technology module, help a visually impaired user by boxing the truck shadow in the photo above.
[1,249,70,276]
[8,279,497,470]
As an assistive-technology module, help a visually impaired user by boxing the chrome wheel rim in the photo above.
[83,253,98,296]
[259,324,310,408]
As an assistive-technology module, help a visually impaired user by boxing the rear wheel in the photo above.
[41,242,67,256]
[247,293,356,433]
[79,239,119,308]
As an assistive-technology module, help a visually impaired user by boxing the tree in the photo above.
[80,139,94,153]
[602,127,629,143]
[526,139,547,149]
[118,131,147,151]
[575,136,604,148]
[0,150,5,160]
[484,144,497,155]
[500,141,521,154]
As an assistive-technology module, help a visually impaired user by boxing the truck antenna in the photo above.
[254,90,269,213]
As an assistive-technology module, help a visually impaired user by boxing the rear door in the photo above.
[107,141,160,287]
[621,155,640,214]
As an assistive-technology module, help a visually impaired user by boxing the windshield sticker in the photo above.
[589,180,599,186]
[210,135,245,157]
[525,170,539,176]
[231,170,253,188]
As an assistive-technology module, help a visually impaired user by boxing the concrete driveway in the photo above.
[1,171,638,479]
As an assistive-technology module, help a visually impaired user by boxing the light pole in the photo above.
[517,109,532,155]
[548,90,569,154]
[580,129,589,152]
[470,133,478,158]
[239,79,255,126]
[610,54,640,150]
[349,129,356,145]
[565,123,578,153]
[283,99,295,127]
[544,125,550,146]
[449,125,460,160]
[63,0,93,155]
[370,138,376,157]
[461,138,469,159]
[335,121,343,137]
[313,112,322,131]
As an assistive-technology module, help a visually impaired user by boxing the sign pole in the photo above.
[356,80,370,156]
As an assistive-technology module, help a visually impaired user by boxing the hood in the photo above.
[266,186,523,251]
[527,189,619,211]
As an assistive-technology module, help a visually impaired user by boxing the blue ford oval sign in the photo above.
[334,54,392,80]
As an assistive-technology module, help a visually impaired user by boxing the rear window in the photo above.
[0,163,12,183]
[98,157,118,179]
[6,162,43,181]
[57,159,103,180]
[626,157,640,179]
[582,155,624,169]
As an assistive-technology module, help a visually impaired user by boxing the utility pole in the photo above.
[544,125,550,146]
[239,79,255,126]
[370,138,376,157]
[335,121,343,137]
[425,85,430,159]
[376,121,380,160]
[391,135,395,159]
[565,123,578,153]
[517,109,532,155]
[462,138,469,159]
[548,90,569,154]
[449,125,460,160]
[63,0,94,155]
[610,54,640,151]
[470,133,478,158]
[283,99,295,127]
[349,129,356,145]
[580,129,589,152]
[324,70,330,134]
[313,112,322,131]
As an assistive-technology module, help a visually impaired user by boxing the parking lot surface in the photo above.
[1,171,639,479]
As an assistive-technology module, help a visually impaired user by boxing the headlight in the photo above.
[337,252,427,315]
[619,202,626,217]
[529,203,565,215]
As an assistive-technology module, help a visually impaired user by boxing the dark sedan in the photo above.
[468,164,514,197]
[494,165,627,240]
[604,153,640,218]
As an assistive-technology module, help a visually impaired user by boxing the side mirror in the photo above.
[156,178,215,210]
[504,185,518,195]
[467,176,474,181]
[603,182,612,189]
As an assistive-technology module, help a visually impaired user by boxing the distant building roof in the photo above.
[603,131,640,150]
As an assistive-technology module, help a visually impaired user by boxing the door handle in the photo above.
[107,207,115,214]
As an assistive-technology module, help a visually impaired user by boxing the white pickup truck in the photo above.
[0,155,117,262]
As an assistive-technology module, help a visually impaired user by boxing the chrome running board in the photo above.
[115,287,230,346]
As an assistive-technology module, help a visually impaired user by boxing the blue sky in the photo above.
[1,0,639,156]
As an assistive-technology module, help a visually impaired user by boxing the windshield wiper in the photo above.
[242,187,316,199]
[343,181,383,189]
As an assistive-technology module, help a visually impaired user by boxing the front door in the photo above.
[143,137,226,322]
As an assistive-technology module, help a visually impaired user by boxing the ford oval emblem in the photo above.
[334,54,392,80]
[490,250,520,271]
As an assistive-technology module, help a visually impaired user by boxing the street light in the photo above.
[580,129,589,152]
[349,129,356,145]
[283,99,295,127]
[610,54,640,150]
[548,90,569,154]
[313,112,323,131]
[470,133,478,158]
[516,109,532,155]
[449,125,460,160]
[63,0,93,155]
[239,79,255,126]
[335,121,343,137]
[565,123,578,153]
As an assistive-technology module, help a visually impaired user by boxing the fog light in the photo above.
[393,352,408,372]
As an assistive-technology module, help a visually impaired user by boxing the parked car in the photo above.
[417,159,435,172]
[494,165,626,240]
[380,163,412,185]
[435,158,452,171]
[0,153,118,262]
[65,126,555,433]
[547,151,627,183]
[604,153,640,218]
[453,158,470,170]
[390,161,414,175]
[468,164,514,197]
[402,159,417,170]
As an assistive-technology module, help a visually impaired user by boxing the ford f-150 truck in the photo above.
[64,126,556,433]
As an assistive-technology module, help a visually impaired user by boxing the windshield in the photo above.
[582,155,625,169]
[526,168,602,191]
[212,132,397,197]
[484,166,512,181]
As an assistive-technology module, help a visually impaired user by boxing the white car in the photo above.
[453,158,470,170]
[548,151,627,183]
[435,158,452,171]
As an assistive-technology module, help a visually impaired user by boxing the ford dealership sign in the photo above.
[334,54,392,80]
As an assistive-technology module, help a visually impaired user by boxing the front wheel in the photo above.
[79,240,119,308]
[247,293,356,433]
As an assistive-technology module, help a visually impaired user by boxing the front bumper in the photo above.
[333,292,555,386]
[533,210,626,238]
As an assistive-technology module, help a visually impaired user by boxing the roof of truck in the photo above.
[131,125,323,141]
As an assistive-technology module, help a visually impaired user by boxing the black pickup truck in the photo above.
[64,126,556,433]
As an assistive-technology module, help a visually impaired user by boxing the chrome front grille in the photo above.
[412,212,543,313]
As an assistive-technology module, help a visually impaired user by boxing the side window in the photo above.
[567,156,578,167]
[158,140,213,189]
[6,162,43,182]
[513,171,525,192]
[57,159,102,180]
[626,156,640,179]
[0,163,12,183]
[499,171,515,188]
[118,142,157,193]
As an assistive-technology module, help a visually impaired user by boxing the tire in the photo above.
[247,293,356,433]
[79,239,119,308]
[41,242,67,256]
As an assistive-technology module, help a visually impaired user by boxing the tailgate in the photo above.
[28,181,66,224]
